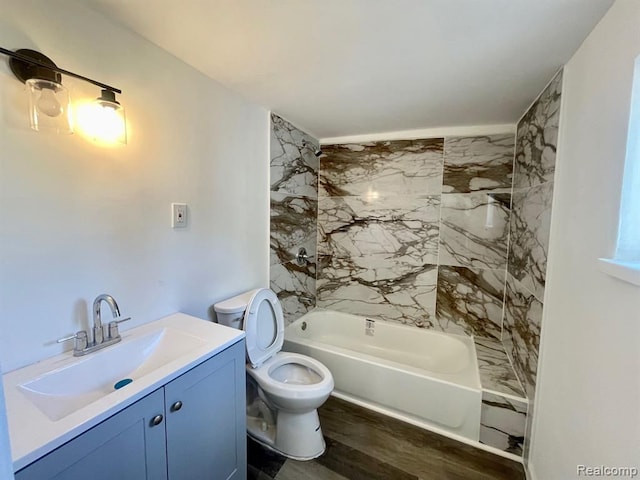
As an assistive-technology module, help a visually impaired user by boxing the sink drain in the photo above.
[114,378,133,390]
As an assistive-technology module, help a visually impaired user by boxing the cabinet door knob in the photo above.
[171,401,183,412]
[151,414,163,426]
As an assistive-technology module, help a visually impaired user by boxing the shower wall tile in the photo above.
[270,113,319,323]
[475,337,525,398]
[270,192,318,266]
[443,134,515,193]
[270,113,320,198]
[439,192,511,270]
[508,183,554,301]
[319,139,444,197]
[317,134,518,336]
[318,195,440,263]
[502,274,543,399]
[503,70,561,462]
[479,392,527,456]
[435,266,505,340]
[316,255,438,328]
[270,260,316,324]
[513,70,562,189]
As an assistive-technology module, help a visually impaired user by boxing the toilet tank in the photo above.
[213,290,258,329]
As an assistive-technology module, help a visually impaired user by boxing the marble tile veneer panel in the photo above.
[502,274,543,399]
[513,70,562,189]
[439,192,511,269]
[318,195,440,264]
[435,266,505,340]
[443,134,515,193]
[270,260,316,324]
[270,192,318,266]
[316,255,437,327]
[270,113,320,197]
[480,392,527,456]
[475,337,525,398]
[508,182,554,301]
[319,139,444,197]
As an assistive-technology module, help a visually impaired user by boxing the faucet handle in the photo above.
[57,331,88,352]
[108,317,131,340]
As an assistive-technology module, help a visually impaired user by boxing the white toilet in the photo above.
[213,288,334,460]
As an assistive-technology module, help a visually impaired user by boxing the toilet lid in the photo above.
[243,288,284,368]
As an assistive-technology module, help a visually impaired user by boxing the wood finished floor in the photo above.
[247,397,526,480]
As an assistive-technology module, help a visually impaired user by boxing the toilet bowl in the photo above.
[214,288,334,460]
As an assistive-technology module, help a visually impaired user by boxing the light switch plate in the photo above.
[171,203,187,228]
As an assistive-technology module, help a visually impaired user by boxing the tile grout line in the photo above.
[434,137,446,323]
[481,386,529,404]
[501,130,518,344]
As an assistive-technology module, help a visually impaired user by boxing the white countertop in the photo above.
[3,313,244,471]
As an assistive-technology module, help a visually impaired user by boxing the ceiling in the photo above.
[87,0,613,140]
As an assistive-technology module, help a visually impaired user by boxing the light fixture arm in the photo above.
[0,46,121,95]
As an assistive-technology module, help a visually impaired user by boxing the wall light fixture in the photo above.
[0,47,126,144]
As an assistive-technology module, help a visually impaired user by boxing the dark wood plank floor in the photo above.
[248,396,526,480]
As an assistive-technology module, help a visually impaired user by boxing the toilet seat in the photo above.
[247,352,334,400]
[243,288,285,368]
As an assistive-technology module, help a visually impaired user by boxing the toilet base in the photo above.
[247,409,326,460]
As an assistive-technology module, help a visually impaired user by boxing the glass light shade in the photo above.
[80,95,127,144]
[25,78,73,134]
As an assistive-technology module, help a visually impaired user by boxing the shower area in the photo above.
[268,69,561,461]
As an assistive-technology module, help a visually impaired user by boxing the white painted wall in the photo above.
[0,369,14,479]
[530,1,640,478]
[0,0,269,373]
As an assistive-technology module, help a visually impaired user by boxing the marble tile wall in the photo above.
[479,392,527,456]
[504,70,562,399]
[317,139,443,327]
[503,69,562,461]
[270,114,320,323]
[317,134,515,339]
[475,337,527,456]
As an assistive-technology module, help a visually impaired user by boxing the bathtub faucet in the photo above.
[299,294,315,306]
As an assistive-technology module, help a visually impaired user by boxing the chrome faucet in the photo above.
[93,294,120,344]
[57,293,131,356]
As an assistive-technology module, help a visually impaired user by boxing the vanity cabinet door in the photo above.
[164,340,246,480]
[15,388,167,480]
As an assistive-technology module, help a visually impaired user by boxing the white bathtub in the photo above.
[283,309,482,441]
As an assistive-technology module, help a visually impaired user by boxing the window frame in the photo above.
[598,56,640,286]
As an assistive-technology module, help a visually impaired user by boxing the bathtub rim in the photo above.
[296,308,482,343]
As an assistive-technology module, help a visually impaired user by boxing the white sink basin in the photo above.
[19,327,207,421]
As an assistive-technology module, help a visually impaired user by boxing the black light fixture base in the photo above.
[1,46,121,93]
[98,89,120,105]
[8,49,61,84]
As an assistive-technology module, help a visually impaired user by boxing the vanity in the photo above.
[2,313,246,480]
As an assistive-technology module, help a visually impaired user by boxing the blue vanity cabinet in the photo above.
[165,338,246,480]
[15,340,246,480]
[15,388,168,480]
